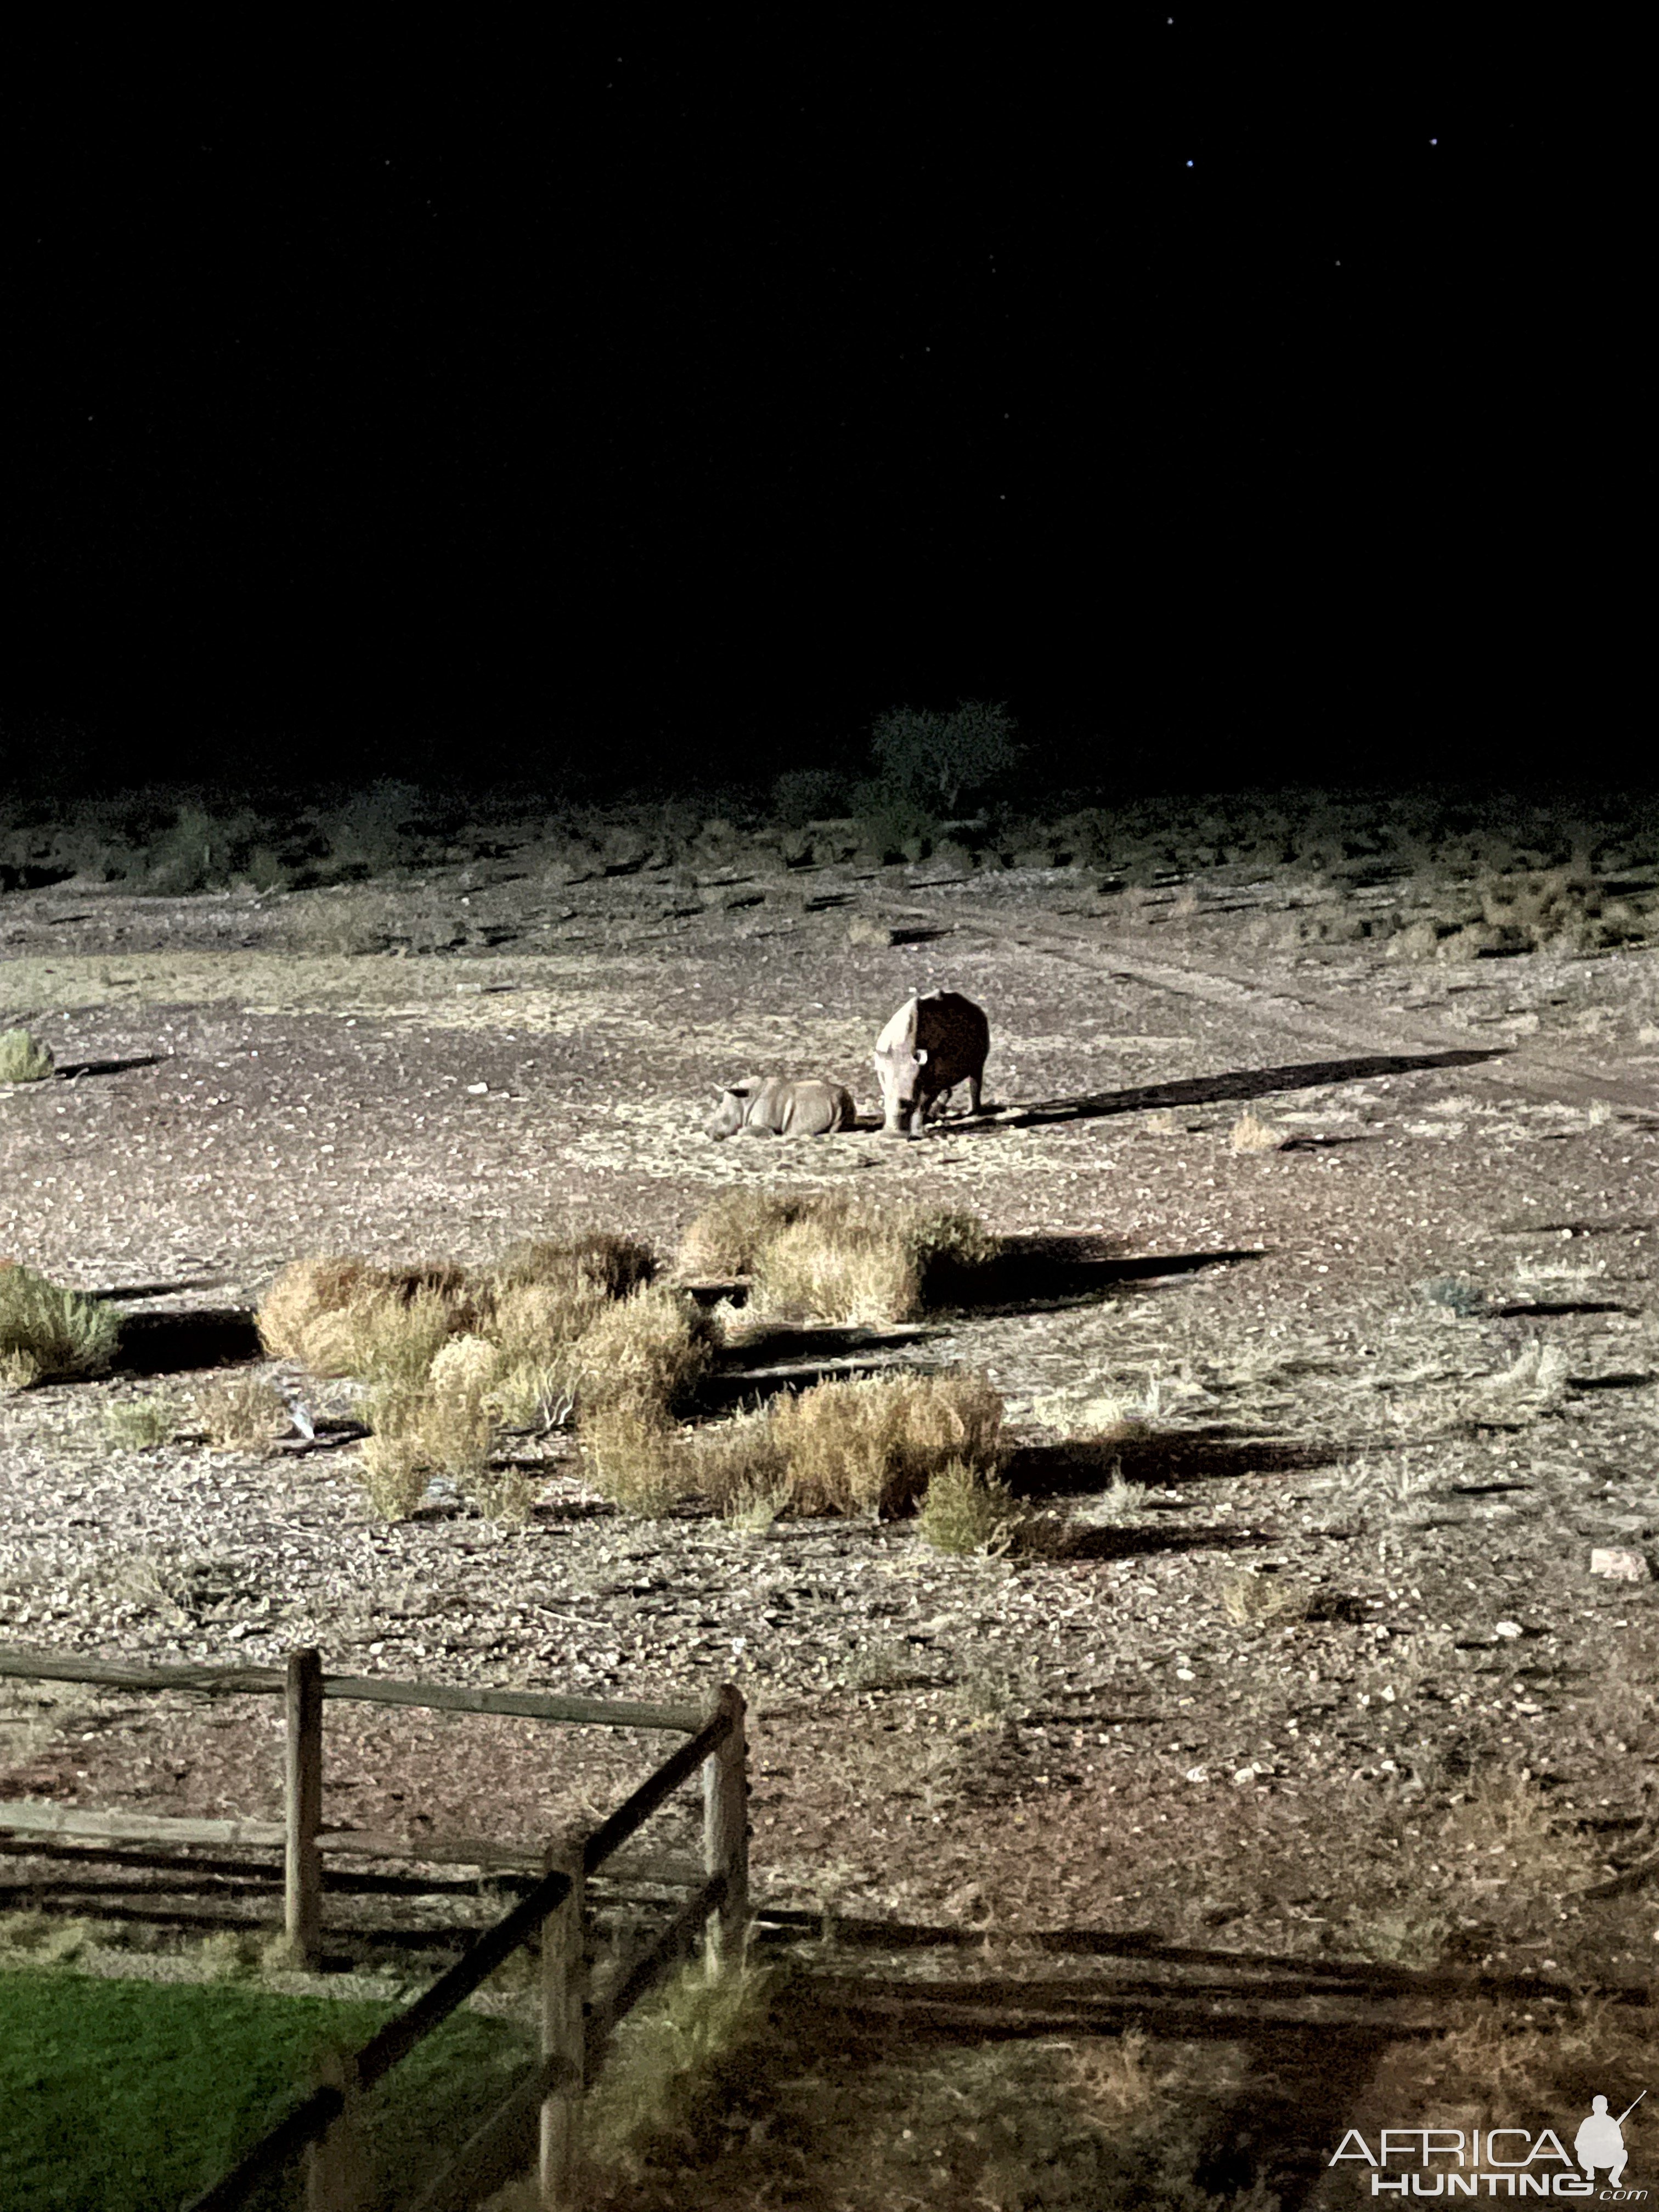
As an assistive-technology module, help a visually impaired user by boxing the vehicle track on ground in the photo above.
[922,900,1659,1119]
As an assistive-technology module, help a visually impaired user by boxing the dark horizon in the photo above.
[2,21,1638,795]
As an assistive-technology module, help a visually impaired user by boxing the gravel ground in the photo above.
[2,846,1658,2006]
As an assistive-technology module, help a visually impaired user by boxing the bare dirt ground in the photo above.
[3,830,1658,2203]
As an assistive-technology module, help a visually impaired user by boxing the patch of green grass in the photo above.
[102,1396,182,1450]
[0,1266,122,1388]
[0,1028,54,1083]
[0,1967,531,2212]
[1421,1275,1489,1318]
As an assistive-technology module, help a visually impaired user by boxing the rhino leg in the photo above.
[965,1069,983,1115]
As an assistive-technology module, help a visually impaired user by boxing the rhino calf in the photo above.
[706,1076,856,1139]
[872,990,990,1137]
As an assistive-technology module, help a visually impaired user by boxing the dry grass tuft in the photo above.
[1436,1770,1590,1896]
[191,1374,290,1453]
[0,1028,54,1083]
[676,1190,825,1278]
[1065,2030,1166,2126]
[770,1370,1005,1517]
[752,1215,920,1324]
[733,1193,999,1325]
[1415,1994,1650,2131]
[572,1286,714,1419]
[1219,1570,1311,1628]
[488,1280,607,1366]
[578,1404,689,1516]
[0,1265,122,1385]
[263,1241,672,1519]
[487,1357,577,1432]
[678,1189,998,1322]
[358,1430,431,1521]
[917,1459,1020,1555]
[255,1255,376,1358]
[490,1232,657,1301]
[421,1333,503,1472]
[1228,1108,1286,1154]
[257,1255,482,1374]
[684,1411,790,1519]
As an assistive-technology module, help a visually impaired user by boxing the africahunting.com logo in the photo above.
[1330,2094,1646,2198]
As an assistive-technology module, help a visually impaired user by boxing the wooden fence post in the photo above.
[285,1646,324,1970]
[540,1844,586,2209]
[702,1683,749,1974]
[306,2049,367,2211]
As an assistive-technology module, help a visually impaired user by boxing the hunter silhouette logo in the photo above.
[1578,2097,1645,2192]
[1329,2091,1647,2197]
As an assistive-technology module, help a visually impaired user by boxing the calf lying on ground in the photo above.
[706,1076,857,1139]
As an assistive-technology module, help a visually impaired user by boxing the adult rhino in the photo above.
[706,1076,856,1139]
[871,990,990,1137]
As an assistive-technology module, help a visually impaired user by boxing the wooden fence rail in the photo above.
[0,1643,703,1733]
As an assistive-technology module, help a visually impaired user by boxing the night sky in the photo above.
[2,21,1634,795]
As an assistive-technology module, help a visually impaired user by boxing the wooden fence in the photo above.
[0,1643,748,2209]
[0,1643,709,1961]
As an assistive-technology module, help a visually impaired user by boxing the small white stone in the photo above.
[465,1082,488,1094]
[1185,1766,1209,1784]
[1590,1548,1649,1583]
[1494,1620,1524,1638]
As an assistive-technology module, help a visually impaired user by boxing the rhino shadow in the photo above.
[961,1046,1505,1130]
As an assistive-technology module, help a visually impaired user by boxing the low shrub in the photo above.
[262,1242,676,1520]
[0,1028,54,1083]
[868,699,1022,817]
[359,1427,432,1520]
[771,769,851,826]
[769,1371,1005,1517]
[257,1258,482,1380]
[752,1216,919,1325]
[0,1266,122,1386]
[103,1397,182,1450]
[578,1405,687,1516]
[420,1334,502,1473]
[676,1192,823,1279]
[1228,1109,1286,1154]
[917,1460,1019,1555]
[681,1189,1000,1325]
[191,1375,290,1453]
[571,1285,714,1419]
[491,1232,657,1301]
[684,1411,789,1519]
